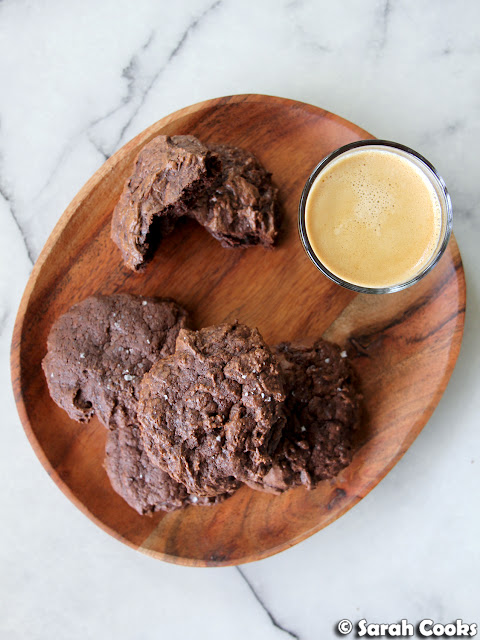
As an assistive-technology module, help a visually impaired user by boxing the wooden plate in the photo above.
[11,94,465,566]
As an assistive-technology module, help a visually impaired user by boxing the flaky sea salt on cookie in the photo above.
[42,294,188,428]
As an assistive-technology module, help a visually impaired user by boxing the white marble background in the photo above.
[1,1,479,638]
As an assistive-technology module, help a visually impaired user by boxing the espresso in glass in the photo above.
[299,141,452,294]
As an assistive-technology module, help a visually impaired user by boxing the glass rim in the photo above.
[298,139,453,294]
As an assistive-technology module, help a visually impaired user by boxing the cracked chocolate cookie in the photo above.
[194,143,279,248]
[111,135,221,271]
[111,135,280,271]
[42,294,188,427]
[248,339,360,494]
[138,322,286,498]
[104,417,226,515]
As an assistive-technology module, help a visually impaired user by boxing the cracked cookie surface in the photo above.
[105,417,226,515]
[138,322,286,497]
[248,339,361,494]
[42,294,188,427]
[194,143,279,248]
[111,135,279,271]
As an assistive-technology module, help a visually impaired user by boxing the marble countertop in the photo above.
[1,1,479,638]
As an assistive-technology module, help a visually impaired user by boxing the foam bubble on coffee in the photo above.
[305,148,443,289]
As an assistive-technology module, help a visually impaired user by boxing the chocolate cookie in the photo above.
[111,135,221,271]
[111,135,280,271]
[138,322,286,497]
[194,143,279,248]
[104,416,226,515]
[42,294,188,427]
[249,339,360,494]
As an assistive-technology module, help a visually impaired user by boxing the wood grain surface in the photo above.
[10,94,466,566]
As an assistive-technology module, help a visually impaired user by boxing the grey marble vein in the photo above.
[86,29,156,153]
[87,0,223,159]
[293,23,331,54]
[111,0,223,151]
[0,174,34,266]
[286,0,331,54]
[168,0,222,62]
[236,567,300,639]
[376,0,392,53]
[39,0,224,193]
[87,132,111,162]
[35,139,77,199]
[35,28,154,196]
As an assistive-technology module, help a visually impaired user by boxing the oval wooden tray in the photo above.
[11,94,466,566]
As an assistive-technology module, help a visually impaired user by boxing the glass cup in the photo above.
[298,140,453,294]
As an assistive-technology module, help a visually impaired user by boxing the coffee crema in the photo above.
[304,147,443,289]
